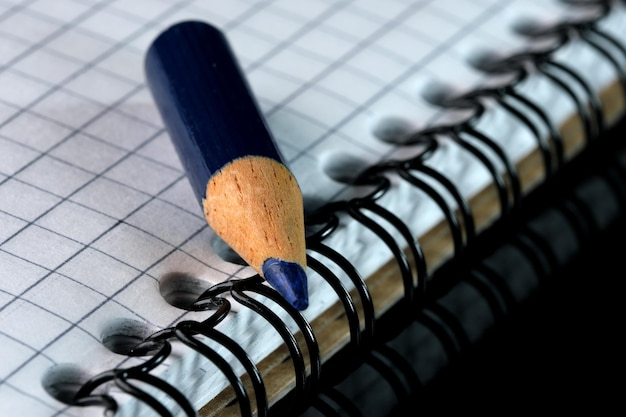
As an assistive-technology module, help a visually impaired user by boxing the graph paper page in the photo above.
[1,0,624,416]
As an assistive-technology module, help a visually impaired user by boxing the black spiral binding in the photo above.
[47,2,624,416]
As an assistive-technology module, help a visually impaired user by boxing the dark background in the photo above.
[417,125,625,414]
[419,220,624,413]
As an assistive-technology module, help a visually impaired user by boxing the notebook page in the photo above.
[0,1,624,416]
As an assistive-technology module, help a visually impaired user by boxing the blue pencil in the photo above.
[144,21,308,310]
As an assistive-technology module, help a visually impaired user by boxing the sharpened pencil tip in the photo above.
[262,258,309,311]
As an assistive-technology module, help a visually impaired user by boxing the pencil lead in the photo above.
[262,258,309,311]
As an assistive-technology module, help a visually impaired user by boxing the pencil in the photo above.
[144,21,308,310]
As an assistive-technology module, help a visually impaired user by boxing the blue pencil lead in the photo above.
[262,258,309,311]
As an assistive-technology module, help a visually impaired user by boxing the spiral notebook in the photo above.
[1,1,625,416]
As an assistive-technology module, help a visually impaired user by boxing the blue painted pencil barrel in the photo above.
[144,21,283,202]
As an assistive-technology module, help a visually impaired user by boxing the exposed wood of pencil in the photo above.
[204,156,307,275]
[199,80,625,417]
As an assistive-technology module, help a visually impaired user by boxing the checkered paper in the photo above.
[1,1,624,416]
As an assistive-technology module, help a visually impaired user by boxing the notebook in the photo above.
[1,0,624,416]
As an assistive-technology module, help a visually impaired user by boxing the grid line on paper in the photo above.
[0,0,149,318]
[0,124,210,354]
[0,0,236,402]
[0,130,197,219]
[0,5,112,127]
[0,0,280,324]
[7,38,140,90]
[236,7,426,106]
[255,0,438,151]
[227,1,441,166]
[0,101,161,317]
[283,0,513,170]
[0,185,216,374]
[1,384,58,417]
[0,86,164,161]
[237,0,353,74]
[0,118,236,286]
[0,176,210,312]
[0,228,209,414]
[0,323,56,362]
[0,0,35,24]
[0,85,145,235]
[0,0,285,411]
[220,0,276,32]
[1,0,298,397]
